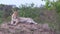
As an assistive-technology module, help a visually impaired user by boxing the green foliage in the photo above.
[0,10,3,18]
[44,0,60,31]
[44,0,60,13]
[0,18,3,24]
[0,10,3,24]
[19,4,40,23]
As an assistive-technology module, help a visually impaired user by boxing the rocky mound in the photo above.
[0,22,55,34]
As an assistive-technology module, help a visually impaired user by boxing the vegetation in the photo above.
[43,0,60,32]
[0,0,60,33]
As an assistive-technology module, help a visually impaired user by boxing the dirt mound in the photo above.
[0,22,55,34]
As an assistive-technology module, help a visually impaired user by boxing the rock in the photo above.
[0,22,55,34]
[42,23,49,29]
[0,31,4,34]
[1,23,9,29]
